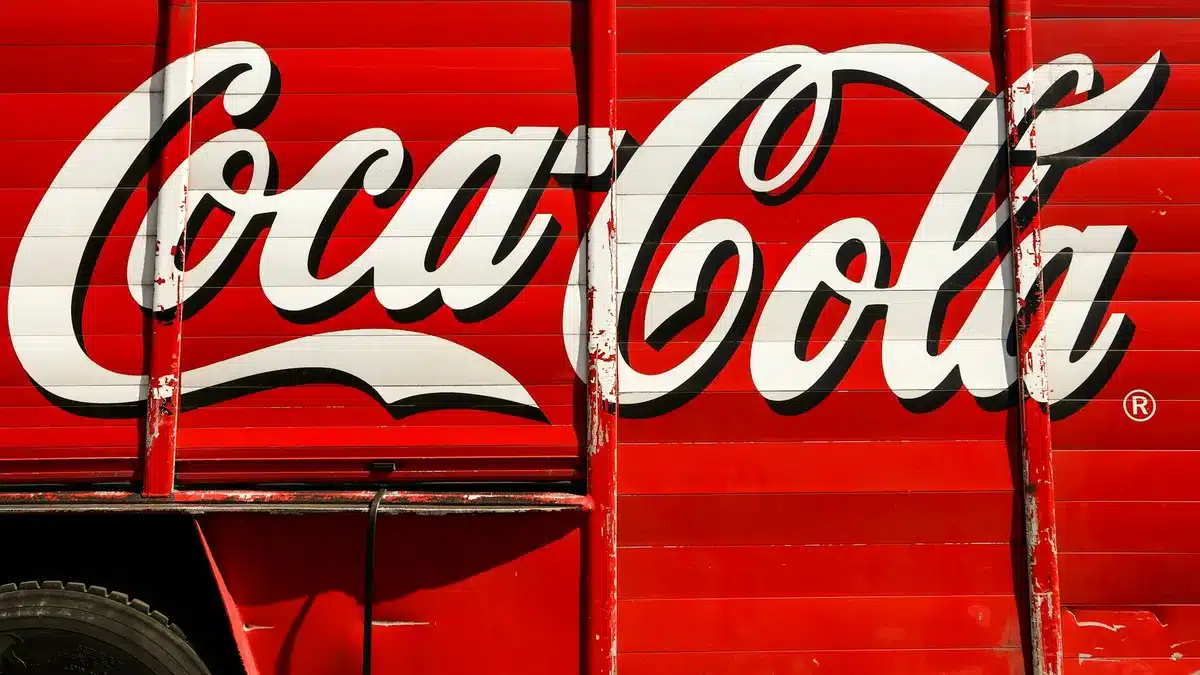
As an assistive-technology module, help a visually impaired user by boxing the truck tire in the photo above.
[0,581,212,675]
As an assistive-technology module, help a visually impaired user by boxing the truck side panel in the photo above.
[1,1,1199,673]
[610,2,1026,672]
[1033,1,1200,672]
[199,513,583,675]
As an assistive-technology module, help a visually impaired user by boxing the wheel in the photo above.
[0,581,212,675]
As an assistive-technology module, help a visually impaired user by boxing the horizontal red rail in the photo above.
[0,489,593,514]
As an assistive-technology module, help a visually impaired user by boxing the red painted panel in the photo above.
[2,0,1199,671]
[1062,607,1200,660]
[0,0,160,46]
[199,514,367,675]
[620,392,1013,443]
[1032,18,1200,63]
[1034,0,1200,18]
[616,7,993,53]
[1036,3,1200,668]
[370,514,582,675]
[618,492,1016,546]
[620,650,1023,675]
[619,0,991,6]
[1055,451,1200,502]
[619,543,1016,598]
[619,440,1014,494]
[619,595,1023,652]
[0,46,159,93]
[1057,502,1200,553]
[1052,400,1200,450]
[1065,660,1200,675]
[200,512,583,675]
[197,2,573,48]
[617,51,999,99]
[1060,554,1200,606]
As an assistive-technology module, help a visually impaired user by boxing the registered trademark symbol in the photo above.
[1123,389,1156,422]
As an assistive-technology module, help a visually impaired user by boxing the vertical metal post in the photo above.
[1000,1,1063,672]
[363,490,386,675]
[585,0,619,672]
[143,0,196,497]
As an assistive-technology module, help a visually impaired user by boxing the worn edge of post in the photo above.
[1000,0,1064,672]
[585,0,619,672]
[143,0,197,498]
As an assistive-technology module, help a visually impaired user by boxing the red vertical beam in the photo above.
[584,0,619,672]
[1000,0,1063,672]
[143,0,197,498]
[194,520,263,675]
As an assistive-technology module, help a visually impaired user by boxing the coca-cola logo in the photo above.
[8,42,1169,421]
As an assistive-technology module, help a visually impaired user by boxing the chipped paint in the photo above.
[1173,641,1200,649]
[152,374,177,401]
[584,2,619,674]
[1001,3,1063,672]
[0,490,592,514]
[141,0,198,498]
[1076,621,1126,632]
[371,620,432,628]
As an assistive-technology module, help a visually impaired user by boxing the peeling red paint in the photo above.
[584,1,619,673]
[142,0,196,498]
[1001,0,1063,671]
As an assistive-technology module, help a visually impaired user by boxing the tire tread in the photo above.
[0,580,188,637]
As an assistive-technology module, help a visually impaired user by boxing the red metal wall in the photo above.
[612,2,1025,672]
[0,0,590,485]
[199,512,583,675]
[1,0,1199,673]
[1032,0,1200,672]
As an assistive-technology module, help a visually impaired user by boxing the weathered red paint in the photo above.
[1001,0,1064,670]
[585,0,619,674]
[142,0,196,498]
[0,1,1196,673]
[0,489,592,514]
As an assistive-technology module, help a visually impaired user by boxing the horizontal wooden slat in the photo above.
[1058,502,1200,553]
[1055,450,1200,501]
[617,51,997,99]
[1035,0,1200,18]
[0,0,159,46]
[1063,606,1200,659]
[619,441,1013,494]
[1065,659,1200,674]
[619,649,1021,675]
[618,492,1015,546]
[616,7,992,53]
[1054,401,1200,451]
[619,543,1015,598]
[1061,553,1200,605]
[619,595,1021,652]
[198,2,572,49]
[1033,18,1200,64]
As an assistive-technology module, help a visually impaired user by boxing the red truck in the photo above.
[0,0,1194,673]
